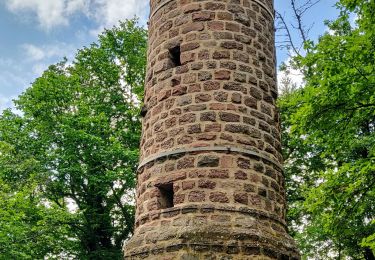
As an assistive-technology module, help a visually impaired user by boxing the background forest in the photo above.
[0,0,374,259]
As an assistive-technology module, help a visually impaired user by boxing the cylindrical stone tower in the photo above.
[124,0,300,259]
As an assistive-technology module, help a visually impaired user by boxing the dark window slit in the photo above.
[157,183,174,209]
[169,45,181,67]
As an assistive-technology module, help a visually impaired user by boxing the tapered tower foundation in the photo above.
[124,0,300,259]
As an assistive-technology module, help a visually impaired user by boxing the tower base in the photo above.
[124,205,300,260]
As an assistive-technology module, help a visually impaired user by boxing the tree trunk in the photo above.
[364,247,375,260]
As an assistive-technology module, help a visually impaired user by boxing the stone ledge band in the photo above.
[138,146,282,170]
[150,0,275,20]
[126,242,292,258]
[138,204,287,227]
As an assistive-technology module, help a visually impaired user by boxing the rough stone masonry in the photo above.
[124,0,300,259]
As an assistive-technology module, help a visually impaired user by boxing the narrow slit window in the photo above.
[157,183,174,209]
[169,45,181,67]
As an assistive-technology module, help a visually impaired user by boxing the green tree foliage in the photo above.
[0,19,147,259]
[280,0,375,258]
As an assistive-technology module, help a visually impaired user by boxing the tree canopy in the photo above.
[279,0,375,258]
[0,19,147,259]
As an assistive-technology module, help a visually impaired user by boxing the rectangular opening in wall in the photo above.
[157,183,174,209]
[169,45,181,67]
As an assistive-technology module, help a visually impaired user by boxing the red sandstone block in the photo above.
[231,93,242,103]
[249,194,262,207]
[198,49,210,60]
[262,177,270,187]
[198,71,212,81]
[220,61,237,70]
[243,116,256,126]
[172,85,187,96]
[157,89,171,102]
[200,112,216,122]
[177,157,195,169]
[177,135,194,145]
[207,21,224,31]
[155,132,167,143]
[233,51,250,63]
[175,15,190,27]
[235,34,252,44]
[165,162,175,172]
[213,50,230,59]
[182,22,205,34]
[205,2,225,10]
[220,156,233,168]
[244,183,256,192]
[220,41,243,50]
[157,172,188,187]
[214,92,229,102]
[191,62,204,70]
[204,123,221,132]
[209,103,226,110]
[187,124,202,134]
[234,192,248,205]
[197,133,217,141]
[188,169,207,178]
[244,96,257,109]
[184,104,207,112]
[217,11,233,21]
[182,73,197,84]
[234,72,247,82]
[208,169,229,179]
[165,117,177,128]
[180,52,195,65]
[223,82,247,93]
[154,122,164,132]
[182,180,195,190]
[203,81,220,91]
[226,103,237,111]
[159,21,173,34]
[198,179,216,189]
[234,170,248,180]
[237,158,251,169]
[174,194,185,204]
[161,138,174,149]
[214,70,231,80]
[209,192,229,203]
[169,28,179,38]
[175,64,190,74]
[197,155,220,167]
[250,173,261,183]
[185,32,198,41]
[179,113,196,124]
[177,95,192,106]
[165,99,175,109]
[220,112,240,122]
[188,191,206,202]
[220,133,234,142]
[214,31,233,40]
[225,22,241,32]
[181,42,200,52]
[182,3,201,13]
[192,11,215,21]
[195,93,212,103]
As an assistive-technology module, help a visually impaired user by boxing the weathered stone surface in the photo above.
[124,0,300,259]
[197,155,220,167]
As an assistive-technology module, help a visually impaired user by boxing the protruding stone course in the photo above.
[124,0,300,259]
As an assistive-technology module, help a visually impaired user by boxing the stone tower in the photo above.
[124,0,300,259]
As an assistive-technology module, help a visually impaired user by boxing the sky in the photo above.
[0,0,339,112]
